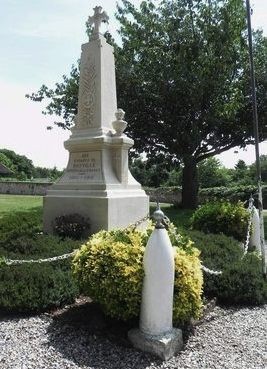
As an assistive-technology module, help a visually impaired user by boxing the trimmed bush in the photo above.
[0,261,79,313]
[0,210,80,313]
[72,225,203,324]
[191,201,249,241]
[187,230,267,305]
[0,209,42,250]
[199,185,267,207]
[213,253,267,305]
[53,213,90,240]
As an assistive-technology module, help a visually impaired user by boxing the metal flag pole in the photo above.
[245,0,266,275]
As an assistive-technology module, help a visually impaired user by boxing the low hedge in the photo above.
[0,211,80,313]
[0,261,79,313]
[187,230,267,305]
[191,201,249,241]
[199,185,267,207]
[0,208,42,249]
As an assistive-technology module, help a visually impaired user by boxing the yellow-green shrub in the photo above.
[72,225,203,323]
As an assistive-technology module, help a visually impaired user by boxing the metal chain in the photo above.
[0,200,255,271]
[201,265,222,275]
[2,251,77,266]
[241,196,254,258]
[1,215,150,266]
[127,214,150,229]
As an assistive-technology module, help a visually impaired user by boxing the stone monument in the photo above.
[43,6,149,234]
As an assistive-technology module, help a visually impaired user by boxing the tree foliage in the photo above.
[27,0,267,207]
[0,149,62,180]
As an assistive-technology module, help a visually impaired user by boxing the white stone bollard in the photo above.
[140,224,175,335]
[128,205,183,360]
[249,205,261,254]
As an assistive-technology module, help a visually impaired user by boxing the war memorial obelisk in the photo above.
[43,6,149,234]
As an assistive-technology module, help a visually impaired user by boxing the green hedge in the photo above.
[0,211,80,313]
[144,185,266,207]
[191,201,249,241]
[0,261,79,313]
[199,185,267,207]
[187,230,267,305]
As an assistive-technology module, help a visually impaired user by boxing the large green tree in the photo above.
[27,0,267,208]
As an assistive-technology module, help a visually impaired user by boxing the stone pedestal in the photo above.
[43,8,149,234]
[128,328,183,361]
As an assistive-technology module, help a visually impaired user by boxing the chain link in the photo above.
[0,200,255,272]
[201,265,222,275]
[1,215,150,266]
[2,251,77,266]
[241,196,254,259]
[127,214,150,229]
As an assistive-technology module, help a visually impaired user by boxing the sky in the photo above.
[0,0,266,170]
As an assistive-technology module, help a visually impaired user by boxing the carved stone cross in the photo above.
[88,6,109,37]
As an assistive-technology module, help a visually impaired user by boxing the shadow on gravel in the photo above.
[46,298,160,369]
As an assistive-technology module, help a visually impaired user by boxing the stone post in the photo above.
[249,205,261,254]
[128,205,183,361]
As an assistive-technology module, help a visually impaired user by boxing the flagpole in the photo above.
[245,0,266,275]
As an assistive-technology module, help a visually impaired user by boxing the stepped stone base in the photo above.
[128,328,183,361]
[43,191,149,235]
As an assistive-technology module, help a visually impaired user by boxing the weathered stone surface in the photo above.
[128,328,183,361]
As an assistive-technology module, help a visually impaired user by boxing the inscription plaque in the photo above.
[64,151,102,182]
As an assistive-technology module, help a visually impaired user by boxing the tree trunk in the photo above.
[181,158,199,209]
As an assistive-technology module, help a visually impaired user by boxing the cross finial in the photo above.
[88,6,109,39]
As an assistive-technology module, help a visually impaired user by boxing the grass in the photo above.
[0,195,42,218]
[150,202,193,230]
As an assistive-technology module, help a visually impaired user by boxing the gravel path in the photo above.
[0,305,266,369]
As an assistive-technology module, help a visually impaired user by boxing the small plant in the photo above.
[191,201,249,241]
[72,224,203,324]
[53,213,90,240]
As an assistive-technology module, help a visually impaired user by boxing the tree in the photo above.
[27,0,267,208]
[130,155,177,187]
[0,153,15,172]
[0,149,35,179]
[198,157,230,188]
[249,155,267,183]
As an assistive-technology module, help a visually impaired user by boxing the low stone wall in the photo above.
[0,181,53,196]
[145,187,182,205]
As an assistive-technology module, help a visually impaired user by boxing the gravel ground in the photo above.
[0,304,266,369]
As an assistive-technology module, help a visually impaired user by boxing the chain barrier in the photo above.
[2,251,77,266]
[241,196,254,259]
[0,215,150,266]
[0,199,255,273]
[201,265,222,275]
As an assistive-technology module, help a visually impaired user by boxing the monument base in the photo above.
[128,328,183,361]
[43,191,149,235]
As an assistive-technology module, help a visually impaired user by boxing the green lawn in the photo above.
[0,195,42,218]
[150,202,194,230]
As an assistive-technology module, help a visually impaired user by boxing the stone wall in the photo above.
[145,187,182,205]
[0,181,53,196]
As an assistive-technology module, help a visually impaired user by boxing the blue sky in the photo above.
[0,0,266,169]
